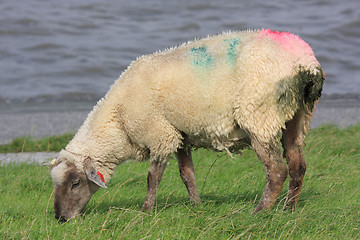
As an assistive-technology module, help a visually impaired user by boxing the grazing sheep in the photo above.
[48,29,324,222]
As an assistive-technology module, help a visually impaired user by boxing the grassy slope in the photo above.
[0,124,359,239]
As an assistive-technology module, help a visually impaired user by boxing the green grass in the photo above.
[1,124,360,239]
[0,133,74,153]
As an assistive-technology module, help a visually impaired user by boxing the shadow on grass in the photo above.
[88,188,313,216]
[89,190,263,214]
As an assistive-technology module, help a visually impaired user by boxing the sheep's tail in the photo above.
[301,66,325,111]
[277,65,325,118]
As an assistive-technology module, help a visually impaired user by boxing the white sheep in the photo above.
[48,29,325,221]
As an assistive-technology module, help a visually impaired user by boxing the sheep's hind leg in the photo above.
[176,148,200,205]
[142,160,168,211]
[282,110,307,210]
[252,138,288,213]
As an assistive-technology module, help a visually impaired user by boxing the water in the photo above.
[1,0,359,105]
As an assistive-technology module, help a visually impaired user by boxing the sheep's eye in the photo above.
[71,180,81,189]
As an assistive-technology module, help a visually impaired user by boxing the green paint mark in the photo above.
[190,46,213,68]
[224,38,240,65]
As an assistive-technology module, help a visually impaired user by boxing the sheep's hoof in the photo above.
[283,203,296,212]
[141,204,153,212]
[189,196,201,206]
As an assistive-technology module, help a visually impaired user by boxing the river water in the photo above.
[1,0,359,106]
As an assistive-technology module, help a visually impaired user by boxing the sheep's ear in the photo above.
[43,158,59,169]
[85,167,107,188]
[84,160,107,188]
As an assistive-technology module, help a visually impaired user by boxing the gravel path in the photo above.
[0,152,58,166]
[310,97,360,128]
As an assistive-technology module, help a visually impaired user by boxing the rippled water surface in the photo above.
[1,0,359,103]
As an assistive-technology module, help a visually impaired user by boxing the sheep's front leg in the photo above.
[176,148,201,205]
[142,160,168,211]
[252,139,288,213]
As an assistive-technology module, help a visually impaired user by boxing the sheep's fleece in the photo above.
[50,29,324,217]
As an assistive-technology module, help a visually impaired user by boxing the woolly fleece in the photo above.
[58,29,323,183]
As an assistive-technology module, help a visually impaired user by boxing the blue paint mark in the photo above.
[224,38,240,65]
[190,46,213,68]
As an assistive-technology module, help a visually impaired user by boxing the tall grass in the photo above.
[0,124,359,239]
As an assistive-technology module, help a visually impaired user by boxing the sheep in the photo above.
[48,29,325,222]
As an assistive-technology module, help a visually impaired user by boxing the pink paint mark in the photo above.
[260,29,314,56]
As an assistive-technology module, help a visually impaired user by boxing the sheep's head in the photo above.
[48,157,107,222]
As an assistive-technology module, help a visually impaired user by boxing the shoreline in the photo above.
[0,98,359,145]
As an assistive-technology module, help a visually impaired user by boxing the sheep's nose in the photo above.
[55,214,67,223]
